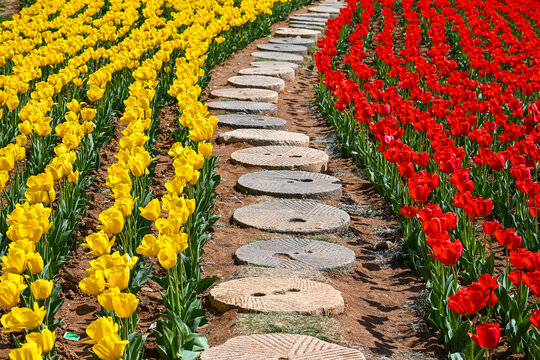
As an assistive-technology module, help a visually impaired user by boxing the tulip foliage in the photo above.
[316,0,540,358]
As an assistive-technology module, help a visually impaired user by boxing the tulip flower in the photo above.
[98,207,125,235]
[0,281,23,308]
[30,279,53,300]
[104,265,130,291]
[138,199,161,221]
[93,334,129,360]
[111,292,139,318]
[26,252,44,275]
[83,231,115,257]
[8,341,42,360]
[158,246,177,270]
[1,302,46,332]
[98,287,122,312]
[84,317,119,345]
[448,283,495,316]
[531,309,540,329]
[428,240,463,266]
[468,323,500,349]
[79,272,106,296]
[26,327,55,354]
[198,142,213,159]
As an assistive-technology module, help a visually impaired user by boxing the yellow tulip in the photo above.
[1,302,46,332]
[18,121,33,135]
[84,316,118,345]
[82,231,115,257]
[112,292,139,318]
[0,281,22,308]
[79,272,106,296]
[68,170,80,183]
[26,327,55,354]
[198,142,213,159]
[1,247,27,274]
[26,252,44,275]
[97,287,121,313]
[136,234,162,258]
[98,207,125,234]
[105,265,130,291]
[93,333,128,360]
[15,135,27,147]
[0,170,9,190]
[30,279,53,300]
[138,199,161,221]
[114,196,135,218]
[158,246,177,270]
[8,341,42,360]
[81,108,96,122]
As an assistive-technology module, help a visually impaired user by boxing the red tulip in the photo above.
[448,283,493,316]
[468,323,500,350]
[428,240,463,266]
[400,206,418,218]
[530,309,540,329]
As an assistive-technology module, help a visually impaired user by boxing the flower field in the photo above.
[316,0,540,358]
[0,0,313,358]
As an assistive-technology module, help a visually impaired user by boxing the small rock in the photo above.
[374,241,394,251]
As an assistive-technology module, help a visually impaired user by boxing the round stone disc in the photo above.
[269,37,316,47]
[235,238,355,271]
[238,67,295,81]
[290,20,326,27]
[207,101,277,115]
[289,24,324,31]
[236,170,342,199]
[275,27,320,40]
[209,277,344,315]
[289,15,328,24]
[228,75,285,92]
[232,199,350,234]
[218,129,309,147]
[250,60,299,70]
[210,88,278,103]
[319,1,348,7]
[251,51,304,63]
[231,146,328,172]
[200,333,366,360]
[257,43,308,55]
[309,6,341,16]
[295,12,330,18]
[216,114,287,130]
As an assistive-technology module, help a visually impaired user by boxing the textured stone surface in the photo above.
[289,23,324,31]
[290,20,327,27]
[309,5,341,16]
[250,60,299,70]
[294,11,330,18]
[211,88,278,103]
[289,15,328,24]
[319,1,348,7]
[269,37,316,47]
[218,129,309,147]
[236,170,342,199]
[200,333,366,360]
[232,199,350,234]
[251,51,304,63]
[257,43,308,55]
[231,146,328,172]
[207,101,277,115]
[228,75,285,92]
[216,114,287,130]
[239,66,295,81]
[275,27,320,40]
[235,238,356,271]
[209,277,344,315]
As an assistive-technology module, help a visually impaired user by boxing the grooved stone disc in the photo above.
[289,23,324,31]
[239,67,295,81]
[228,75,285,92]
[257,43,308,55]
[200,333,366,360]
[319,1,348,7]
[275,27,320,40]
[209,277,344,315]
[216,114,287,130]
[309,6,341,16]
[231,146,328,172]
[232,199,350,234]
[236,170,342,199]
[294,12,330,18]
[219,129,309,147]
[235,238,355,271]
[251,51,304,63]
[207,101,277,115]
[291,20,326,27]
[289,15,328,24]
[269,37,316,47]
[250,60,299,70]
[210,88,278,103]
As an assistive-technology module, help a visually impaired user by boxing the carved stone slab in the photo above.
[230,146,328,172]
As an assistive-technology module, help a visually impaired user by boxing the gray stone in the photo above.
[294,12,330,18]
[269,37,316,47]
[290,20,326,27]
[238,66,295,81]
[209,277,344,315]
[289,23,324,31]
[250,60,299,70]
[231,146,328,172]
[319,1,348,7]
[289,15,328,24]
[218,129,309,147]
[232,199,350,234]
[200,334,366,360]
[228,75,285,92]
[236,170,342,200]
[207,101,277,115]
[251,51,304,63]
[210,88,278,103]
[257,43,308,55]
[275,27,320,40]
[309,5,341,16]
[216,114,287,130]
[235,238,356,271]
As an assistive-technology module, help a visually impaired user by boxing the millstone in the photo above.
[230,146,328,172]
[251,51,304,63]
[268,37,316,47]
[275,27,320,40]
[308,6,341,16]
[290,20,326,27]
[319,1,348,7]
[210,88,278,103]
[228,75,285,92]
[235,238,355,271]
[289,23,324,31]
[294,12,330,18]
[257,43,308,55]
[200,334,366,360]
[238,66,295,81]
[207,101,277,115]
[218,129,309,147]
[209,277,344,315]
[236,170,342,199]
[216,114,287,130]
[250,60,299,70]
[289,15,328,24]
[232,199,350,234]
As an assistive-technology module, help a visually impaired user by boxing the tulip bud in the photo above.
[30,279,53,300]
[26,327,55,354]
[26,253,44,275]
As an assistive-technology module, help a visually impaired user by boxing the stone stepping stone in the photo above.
[236,170,342,199]
[218,129,309,147]
[289,23,324,31]
[294,12,330,18]
[238,67,295,81]
[257,43,308,55]
[228,75,285,92]
[319,1,347,7]
[251,51,304,63]
[309,6,341,16]
[275,27,320,40]
[210,88,278,103]
[231,146,328,172]
[232,199,350,234]
[207,101,277,115]
[251,60,299,70]
[289,15,328,24]
[269,37,316,47]
[217,114,287,130]
[291,20,326,27]
[200,333,366,360]
[209,277,344,315]
[235,238,355,271]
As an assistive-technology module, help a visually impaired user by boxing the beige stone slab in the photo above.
[275,27,320,40]
[207,101,277,115]
[238,67,295,81]
[228,75,285,92]
[257,43,308,55]
[211,88,278,103]
[308,5,341,17]
[251,51,305,63]
[251,60,299,70]
[231,145,328,172]
[218,129,309,147]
